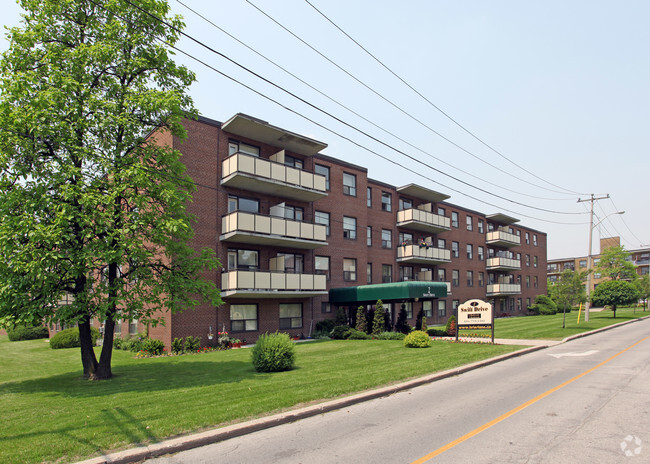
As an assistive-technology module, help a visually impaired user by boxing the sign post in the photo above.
[457,299,494,344]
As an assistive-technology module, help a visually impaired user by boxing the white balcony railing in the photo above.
[396,208,450,233]
[486,283,521,296]
[221,271,327,298]
[486,257,521,270]
[486,230,521,248]
[221,153,327,201]
[397,244,451,264]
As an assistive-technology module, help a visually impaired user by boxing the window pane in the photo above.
[315,164,330,190]
[343,173,356,196]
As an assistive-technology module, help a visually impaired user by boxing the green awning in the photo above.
[329,281,447,304]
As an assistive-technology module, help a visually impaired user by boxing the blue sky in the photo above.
[2,0,649,259]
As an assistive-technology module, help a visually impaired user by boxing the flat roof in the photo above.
[397,184,450,203]
[486,213,520,225]
[222,113,327,157]
[329,281,447,304]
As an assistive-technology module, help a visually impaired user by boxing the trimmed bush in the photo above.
[315,319,335,334]
[329,325,351,340]
[404,330,432,348]
[50,327,100,349]
[347,328,370,340]
[530,295,557,315]
[427,328,447,337]
[112,337,124,350]
[251,332,296,372]
[395,304,410,334]
[184,335,201,352]
[376,331,405,340]
[7,325,49,341]
[141,338,165,356]
[373,299,386,336]
[171,337,184,354]
[445,315,457,336]
[355,306,367,333]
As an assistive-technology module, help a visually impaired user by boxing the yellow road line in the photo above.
[410,335,650,464]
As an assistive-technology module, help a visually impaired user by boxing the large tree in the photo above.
[0,0,221,379]
[591,280,639,318]
[548,269,587,327]
[635,274,650,311]
[595,245,637,281]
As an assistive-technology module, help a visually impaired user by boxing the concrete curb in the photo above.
[76,315,650,464]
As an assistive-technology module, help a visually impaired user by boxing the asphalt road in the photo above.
[147,318,650,464]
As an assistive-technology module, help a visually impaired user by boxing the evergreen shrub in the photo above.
[141,338,165,355]
[50,327,100,349]
[251,332,296,372]
[445,315,456,336]
[329,326,352,340]
[7,325,49,341]
[376,331,405,340]
[403,330,432,348]
[346,328,370,339]
[315,319,335,333]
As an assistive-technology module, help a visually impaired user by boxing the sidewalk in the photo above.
[76,315,650,464]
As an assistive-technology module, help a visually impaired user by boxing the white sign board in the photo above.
[457,299,493,326]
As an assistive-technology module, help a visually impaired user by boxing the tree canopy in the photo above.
[0,0,221,379]
[595,246,637,281]
[591,280,639,318]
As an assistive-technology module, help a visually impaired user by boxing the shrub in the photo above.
[112,337,123,350]
[335,306,347,326]
[404,330,432,348]
[7,325,49,341]
[184,335,201,352]
[355,306,367,333]
[315,319,335,334]
[141,338,165,356]
[531,295,557,315]
[376,331,405,340]
[251,332,296,372]
[427,328,447,337]
[415,309,424,331]
[347,328,370,340]
[126,334,147,352]
[171,337,184,354]
[372,299,385,336]
[329,325,351,340]
[50,327,100,349]
[445,315,457,336]
[395,304,410,334]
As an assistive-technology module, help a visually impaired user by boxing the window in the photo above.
[525,232,530,244]
[399,232,413,245]
[321,302,331,314]
[399,198,413,211]
[452,241,459,258]
[231,304,258,331]
[452,270,459,287]
[315,256,330,280]
[343,172,356,196]
[438,238,446,249]
[279,303,302,329]
[284,155,303,170]
[279,205,303,221]
[437,268,446,281]
[467,271,474,287]
[228,140,259,157]
[403,302,413,319]
[478,246,484,261]
[343,216,356,239]
[228,249,259,271]
[381,229,392,248]
[467,244,473,260]
[526,254,530,267]
[129,319,138,335]
[452,299,460,311]
[517,298,522,311]
[466,215,473,231]
[478,272,484,287]
[517,275,522,285]
[367,263,372,284]
[228,195,259,213]
[526,276,530,288]
[437,207,446,216]
[488,222,495,232]
[315,211,330,236]
[579,259,587,268]
[533,256,538,268]
[382,264,392,283]
[381,192,392,212]
[533,234,538,246]
[314,164,330,190]
[343,258,357,281]
[367,226,373,246]
[400,266,414,281]
[438,300,446,317]
[114,319,122,335]
[451,211,459,228]
[478,220,484,234]
[534,276,539,288]
[423,301,433,318]
[526,298,531,309]
[367,187,372,207]
[277,253,303,273]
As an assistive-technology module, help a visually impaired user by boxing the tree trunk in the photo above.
[78,318,98,379]
[94,313,115,380]
[613,304,617,318]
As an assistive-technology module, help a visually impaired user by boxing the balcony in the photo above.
[221,212,327,249]
[221,271,327,299]
[486,230,521,248]
[396,208,451,234]
[397,244,451,265]
[486,257,521,271]
[221,153,327,201]
[486,283,521,297]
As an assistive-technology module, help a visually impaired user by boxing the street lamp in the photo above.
[584,210,625,321]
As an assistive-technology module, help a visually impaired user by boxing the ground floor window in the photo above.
[231,304,258,332]
[404,302,413,319]
[128,319,138,335]
[279,303,302,329]
[438,300,446,317]
[423,301,433,318]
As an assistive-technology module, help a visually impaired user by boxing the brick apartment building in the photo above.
[131,113,547,347]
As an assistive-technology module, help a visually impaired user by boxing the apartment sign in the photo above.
[457,299,492,327]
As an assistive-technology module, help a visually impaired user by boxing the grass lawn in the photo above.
[0,336,521,464]
[443,306,648,340]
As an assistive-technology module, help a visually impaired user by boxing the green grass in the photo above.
[0,336,521,464]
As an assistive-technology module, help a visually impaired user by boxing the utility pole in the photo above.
[577,194,609,322]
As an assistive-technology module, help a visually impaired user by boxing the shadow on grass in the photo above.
[0,360,261,398]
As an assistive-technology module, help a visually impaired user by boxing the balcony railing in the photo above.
[486,283,521,296]
[486,257,521,271]
[396,244,451,264]
[486,230,521,248]
[221,270,327,298]
[221,211,327,249]
[396,208,450,234]
[221,153,327,201]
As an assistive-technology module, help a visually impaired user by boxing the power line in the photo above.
[302,0,587,197]
[244,0,580,197]
[608,197,645,247]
